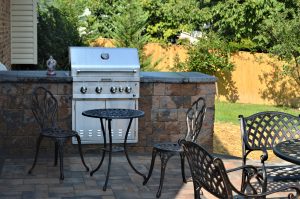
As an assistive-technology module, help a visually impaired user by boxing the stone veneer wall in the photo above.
[0,0,11,68]
[0,71,216,157]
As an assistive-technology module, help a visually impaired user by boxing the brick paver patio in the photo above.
[0,152,298,199]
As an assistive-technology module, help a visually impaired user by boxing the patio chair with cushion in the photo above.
[28,87,89,180]
[180,139,300,199]
[240,111,300,192]
[143,97,206,198]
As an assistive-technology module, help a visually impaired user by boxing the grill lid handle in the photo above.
[76,69,137,73]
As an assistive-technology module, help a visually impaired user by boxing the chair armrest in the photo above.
[226,165,258,173]
[260,146,268,163]
[226,162,300,198]
[235,185,300,198]
[226,164,267,194]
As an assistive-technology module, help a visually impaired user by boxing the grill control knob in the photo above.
[80,86,87,94]
[110,86,117,93]
[95,86,102,94]
[119,86,124,92]
[125,86,132,93]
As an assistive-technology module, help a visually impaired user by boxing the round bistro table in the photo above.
[273,139,300,165]
[82,108,145,191]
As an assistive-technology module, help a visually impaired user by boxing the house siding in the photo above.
[0,0,11,68]
[11,0,38,65]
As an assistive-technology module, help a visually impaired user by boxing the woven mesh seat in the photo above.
[143,97,206,198]
[40,127,77,138]
[153,142,182,152]
[28,87,89,180]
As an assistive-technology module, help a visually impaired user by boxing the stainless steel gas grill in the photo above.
[69,47,140,144]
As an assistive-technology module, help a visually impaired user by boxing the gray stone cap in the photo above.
[0,71,217,83]
[141,72,217,83]
[0,71,72,82]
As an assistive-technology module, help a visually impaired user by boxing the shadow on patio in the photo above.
[0,152,194,199]
[0,152,297,199]
[0,153,298,199]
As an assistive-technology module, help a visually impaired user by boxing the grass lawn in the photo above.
[215,100,300,125]
[213,101,300,160]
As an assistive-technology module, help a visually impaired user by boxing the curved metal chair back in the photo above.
[184,97,206,142]
[180,140,232,198]
[29,87,90,180]
[143,97,206,198]
[32,87,58,130]
[181,140,300,199]
[240,111,300,151]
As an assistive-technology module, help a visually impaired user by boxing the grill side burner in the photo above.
[70,47,140,144]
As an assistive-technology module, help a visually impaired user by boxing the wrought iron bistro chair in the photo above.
[240,111,300,192]
[28,87,89,180]
[143,97,206,198]
[180,140,300,199]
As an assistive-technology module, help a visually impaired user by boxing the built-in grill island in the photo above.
[69,47,140,144]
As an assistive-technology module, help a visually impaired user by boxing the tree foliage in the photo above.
[109,0,149,49]
[90,0,202,43]
[80,0,121,43]
[107,0,156,70]
[207,0,285,49]
[142,0,202,43]
[257,9,300,86]
[37,0,83,70]
[174,32,233,76]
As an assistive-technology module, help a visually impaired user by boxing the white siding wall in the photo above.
[11,0,37,64]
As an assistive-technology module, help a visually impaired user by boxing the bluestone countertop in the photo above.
[0,71,217,83]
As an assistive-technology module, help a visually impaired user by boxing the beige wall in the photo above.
[0,0,11,68]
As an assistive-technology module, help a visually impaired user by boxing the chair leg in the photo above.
[57,138,65,180]
[143,148,157,185]
[156,151,173,198]
[241,156,247,192]
[241,170,247,193]
[261,162,268,194]
[180,152,187,183]
[28,135,43,174]
[54,141,58,166]
[194,186,202,199]
[75,134,89,171]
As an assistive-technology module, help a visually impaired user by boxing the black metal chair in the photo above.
[143,97,206,198]
[240,111,300,192]
[180,140,300,199]
[28,87,89,180]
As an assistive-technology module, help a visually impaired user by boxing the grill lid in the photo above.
[69,47,140,77]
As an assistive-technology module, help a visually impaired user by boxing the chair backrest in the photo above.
[180,140,233,198]
[31,87,58,130]
[184,97,206,142]
[240,111,300,151]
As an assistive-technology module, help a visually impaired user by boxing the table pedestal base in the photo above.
[90,118,146,191]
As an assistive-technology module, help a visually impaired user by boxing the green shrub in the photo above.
[229,38,258,52]
[184,32,234,75]
[37,4,83,70]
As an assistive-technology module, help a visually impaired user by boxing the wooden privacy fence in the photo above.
[217,52,299,108]
[92,39,300,107]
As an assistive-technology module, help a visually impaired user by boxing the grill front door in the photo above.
[72,99,138,144]
[106,99,138,142]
